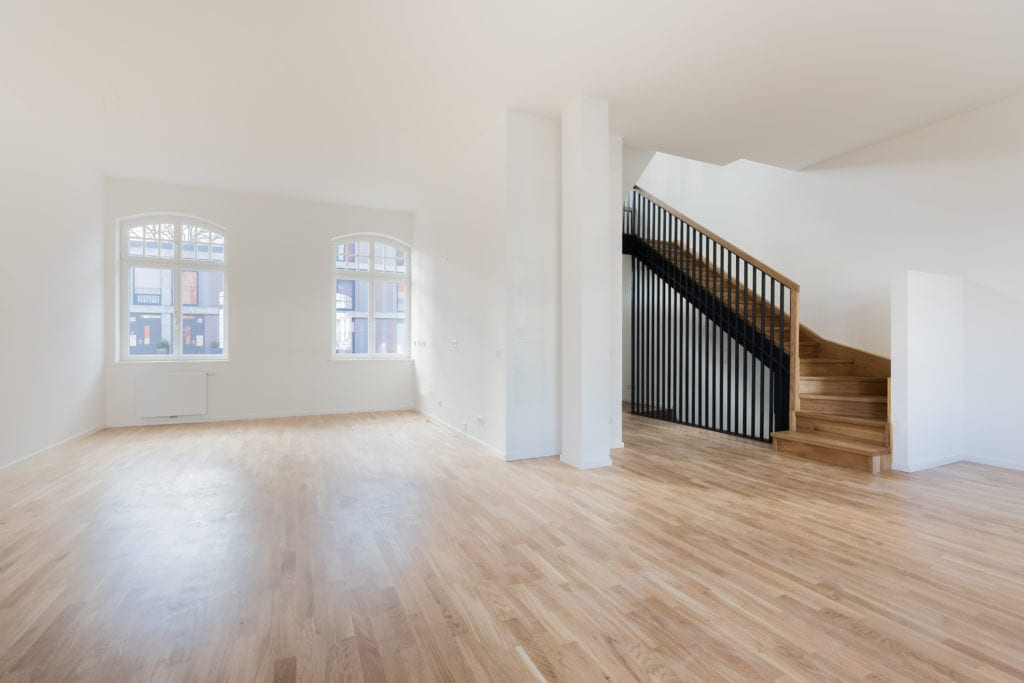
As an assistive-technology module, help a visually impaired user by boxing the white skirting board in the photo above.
[135,372,208,418]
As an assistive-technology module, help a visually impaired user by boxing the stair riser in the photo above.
[774,439,882,473]
[800,397,887,419]
[800,343,821,358]
[800,378,886,396]
[800,360,854,376]
[796,416,888,446]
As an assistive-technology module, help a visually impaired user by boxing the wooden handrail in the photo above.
[634,186,800,292]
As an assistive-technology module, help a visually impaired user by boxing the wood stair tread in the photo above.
[801,375,886,381]
[795,411,887,427]
[799,393,887,402]
[771,430,889,455]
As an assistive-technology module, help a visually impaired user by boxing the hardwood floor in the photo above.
[2,411,1024,681]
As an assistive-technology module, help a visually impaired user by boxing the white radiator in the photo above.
[135,372,208,418]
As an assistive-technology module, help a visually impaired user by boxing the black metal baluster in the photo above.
[649,199,655,416]
[659,204,667,417]
[685,222,692,425]
[745,259,753,436]
[718,242,725,431]
[760,270,767,440]
[727,250,733,433]
[711,242,718,430]
[667,218,675,421]
[646,200,652,415]
[629,204,635,414]
[700,232,708,430]
[770,276,776,437]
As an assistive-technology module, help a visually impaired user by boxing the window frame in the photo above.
[118,214,229,362]
[331,233,410,360]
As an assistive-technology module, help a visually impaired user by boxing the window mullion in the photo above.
[174,267,181,359]
[368,274,375,358]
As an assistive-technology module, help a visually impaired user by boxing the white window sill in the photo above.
[115,357,231,365]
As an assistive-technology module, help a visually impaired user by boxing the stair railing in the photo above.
[623,186,800,442]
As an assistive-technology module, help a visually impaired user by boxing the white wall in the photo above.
[411,106,509,456]
[641,93,1024,471]
[891,271,966,472]
[964,282,1024,471]
[0,95,105,468]
[104,179,415,426]
[637,92,1024,358]
[505,112,562,460]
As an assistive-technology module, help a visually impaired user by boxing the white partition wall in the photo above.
[561,96,613,469]
[505,112,562,460]
[891,271,966,471]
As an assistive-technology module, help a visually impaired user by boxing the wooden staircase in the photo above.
[625,185,893,474]
[772,331,892,473]
[649,240,795,351]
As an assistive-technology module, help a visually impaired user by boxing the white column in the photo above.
[561,95,612,469]
[608,135,624,449]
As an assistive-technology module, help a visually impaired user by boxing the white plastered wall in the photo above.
[104,179,416,427]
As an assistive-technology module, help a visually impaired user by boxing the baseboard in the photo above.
[506,449,558,462]
[415,408,506,459]
[610,441,625,450]
[892,453,965,473]
[565,457,614,470]
[967,455,1024,472]
[0,424,105,473]
[105,404,415,428]
[894,453,1024,473]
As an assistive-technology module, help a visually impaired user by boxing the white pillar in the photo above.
[608,135,624,449]
[561,95,612,469]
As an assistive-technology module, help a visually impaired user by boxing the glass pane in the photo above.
[336,241,370,271]
[128,266,174,355]
[211,232,225,262]
[144,223,158,257]
[182,271,226,355]
[374,242,408,274]
[127,225,144,256]
[336,279,368,313]
[335,279,369,355]
[335,315,369,354]
[160,223,175,258]
[374,280,407,314]
[182,223,224,262]
[374,318,407,354]
[126,222,175,258]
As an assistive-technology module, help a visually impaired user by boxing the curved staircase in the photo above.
[772,332,892,473]
[624,185,893,474]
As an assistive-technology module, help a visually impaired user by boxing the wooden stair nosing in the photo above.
[799,376,888,395]
[794,411,887,428]
[772,430,889,473]
[771,430,890,456]
[801,358,854,367]
[799,393,887,403]
[794,411,889,447]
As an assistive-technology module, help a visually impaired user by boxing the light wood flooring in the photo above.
[1,411,1023,681]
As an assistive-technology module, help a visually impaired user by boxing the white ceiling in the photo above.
[4,0,1024,207]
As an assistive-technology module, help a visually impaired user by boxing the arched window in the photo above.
[119,216,227,359]
[333,235,409,357]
